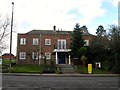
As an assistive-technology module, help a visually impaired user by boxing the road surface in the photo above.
[2,74,119,90]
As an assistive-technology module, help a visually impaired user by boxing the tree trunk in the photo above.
[83,61,85,68]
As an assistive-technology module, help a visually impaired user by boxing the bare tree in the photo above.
[0,16,10,51]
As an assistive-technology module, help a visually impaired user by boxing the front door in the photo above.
[58,53,65,64]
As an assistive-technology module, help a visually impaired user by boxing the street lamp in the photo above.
[9,2,14,73]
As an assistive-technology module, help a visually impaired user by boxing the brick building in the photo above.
[17,28,96,65]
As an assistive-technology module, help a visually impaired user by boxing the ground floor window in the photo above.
[32,52,39,60]
[19,52,26,59]
[45,53,51,59]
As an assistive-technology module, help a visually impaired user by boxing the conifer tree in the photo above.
[70,23,85,59]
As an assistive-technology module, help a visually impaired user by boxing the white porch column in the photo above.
[69,55,71,64]
[56,52,58,64]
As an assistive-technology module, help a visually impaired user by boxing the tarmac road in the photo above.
[2,74,120,90]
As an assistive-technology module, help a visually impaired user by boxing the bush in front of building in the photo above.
[42,65,56,73]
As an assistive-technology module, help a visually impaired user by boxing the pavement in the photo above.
[2,73,119,77]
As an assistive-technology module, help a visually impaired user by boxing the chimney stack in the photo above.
[53,26,56,31]
[61,28,62,31]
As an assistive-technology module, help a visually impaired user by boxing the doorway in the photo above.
[58,53,65,64]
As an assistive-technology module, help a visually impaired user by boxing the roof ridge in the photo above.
[25,29,95,36]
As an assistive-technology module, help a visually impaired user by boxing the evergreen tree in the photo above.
[70,23,85,59]
[81,25,89,33]
[96,25,106,36]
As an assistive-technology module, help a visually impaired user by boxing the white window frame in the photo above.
[20,38,26,45]
[58,39,66,49]
[45,39,51,45]
[32,52,39,60]
[84,40,89,46]
[19,52,26,59]
[45,53,51,59]
[33,38,39,45]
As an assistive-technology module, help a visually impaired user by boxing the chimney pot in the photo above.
[53,26,56,31]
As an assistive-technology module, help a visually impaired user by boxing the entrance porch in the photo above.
[53,49,71,64]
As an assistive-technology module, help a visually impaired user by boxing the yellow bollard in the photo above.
[88,64,92,74]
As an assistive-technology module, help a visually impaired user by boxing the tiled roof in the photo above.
[2,53,15,56]
[26,30,94,36]
[26,30,72,35]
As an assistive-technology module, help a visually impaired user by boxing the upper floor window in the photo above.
[33,38,39,45]
[20,38,26,45]
[19,52,26,59]
[45,39,51,45]
[84,40,89,46]
[58,39,66,49]
[45,52,51,59]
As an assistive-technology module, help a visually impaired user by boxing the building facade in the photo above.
[17,29,95,65]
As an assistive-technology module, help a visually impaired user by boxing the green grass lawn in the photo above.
[76,65,112,74]
[11,65,43,73]
[2,64,57,73]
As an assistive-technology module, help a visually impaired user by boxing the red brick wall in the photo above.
[83,35,96,46]
[17,33,96,65]
[17,34,41,64]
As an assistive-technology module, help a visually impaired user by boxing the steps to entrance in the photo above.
[58,64,78,74]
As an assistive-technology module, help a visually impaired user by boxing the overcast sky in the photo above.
[0,0,119,55]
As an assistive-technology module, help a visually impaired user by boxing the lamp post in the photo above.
[9,2,14,73]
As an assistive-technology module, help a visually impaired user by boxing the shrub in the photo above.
[102,60,111,71]
[112,65,120,74]
[2,69,9,73]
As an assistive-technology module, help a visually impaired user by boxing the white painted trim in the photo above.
[54,49,71,52]
[55,52,58,64]
[69,55,71,64]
